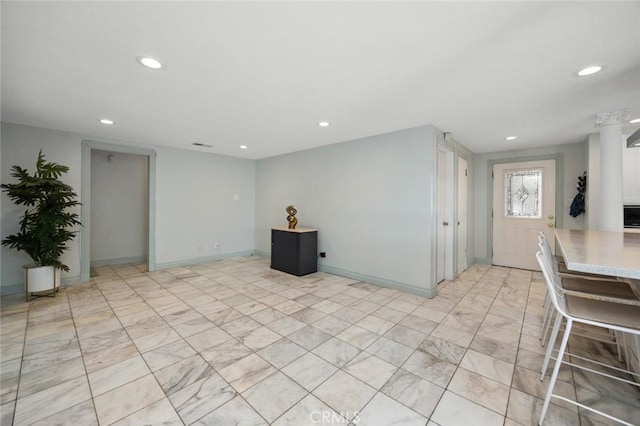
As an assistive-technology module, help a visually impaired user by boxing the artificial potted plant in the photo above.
[1,150,81,300]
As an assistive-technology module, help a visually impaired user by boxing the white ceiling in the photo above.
[2,1,639,160]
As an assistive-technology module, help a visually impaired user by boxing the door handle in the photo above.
[443,222,449,226]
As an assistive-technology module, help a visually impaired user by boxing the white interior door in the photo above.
[457,157,468,275]
[492,159,556,270]
[436,149,447,282]
[437,147,456,282]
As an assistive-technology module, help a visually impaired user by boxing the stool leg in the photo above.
[541,308,556,348]
[539,318,573,425]
[541,311,562,380]
[540,295,552,341]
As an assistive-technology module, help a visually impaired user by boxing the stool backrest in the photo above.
[536,249,567,317]
[538,235,563,279]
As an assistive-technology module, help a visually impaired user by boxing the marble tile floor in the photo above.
[1,256,639,426]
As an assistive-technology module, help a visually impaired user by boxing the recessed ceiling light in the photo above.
[240,145,248,149]
[577,65,602,76]
[630,118,640,124]
[505,136,518,141]
[318,121,330,127]
[99,119,115,125]
[136,56,164,70]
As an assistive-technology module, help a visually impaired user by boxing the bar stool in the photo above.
[535,251,640,425]
[537,234,637,348]
[537,239,640,377]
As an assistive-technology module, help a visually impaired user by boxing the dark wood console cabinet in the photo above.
[271,227,318,276]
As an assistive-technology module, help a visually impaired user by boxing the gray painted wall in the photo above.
[1,123,82,290]
[1,120,473,297]
[154,145,255,267]
[90,150,149,264]
[472,141,587,263]
[255,126,440,297]
[1,122,256,291]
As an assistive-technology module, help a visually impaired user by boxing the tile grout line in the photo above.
[504,268,535,425]
[424,266,511,421]
[7,260,613,426]
[62,283,102,426]
[9,291,33,426]
[89,264,178,425]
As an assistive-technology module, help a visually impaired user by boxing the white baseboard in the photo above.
[318,265,437,298]
[250,250,436,298]
[0,275,82,296]
[90,256,147,268]
[155,250,256,270]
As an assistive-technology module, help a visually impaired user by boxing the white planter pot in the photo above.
[23,265,60,300]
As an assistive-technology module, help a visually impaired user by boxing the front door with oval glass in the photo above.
[492,159,556,270]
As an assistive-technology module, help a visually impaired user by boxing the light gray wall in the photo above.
[1,123,82,291]
[256,126,440,297]
[473,141,587,263]
[1,122,256,292]
[154,145,255,267]
[90,150,149,265]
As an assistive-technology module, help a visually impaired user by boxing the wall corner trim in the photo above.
[236,251,437,298]
[154,250,256,270]
[90,256,148,268]
[0,284,24,296]
[0,275,82,296]
[317,264,437,299]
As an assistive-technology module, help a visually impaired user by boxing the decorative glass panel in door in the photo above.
[504,169,542,218]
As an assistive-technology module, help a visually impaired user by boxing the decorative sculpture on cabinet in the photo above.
[286,205,298,229]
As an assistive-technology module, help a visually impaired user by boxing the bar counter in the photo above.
[554,229,640,280]
[554,228,640,380]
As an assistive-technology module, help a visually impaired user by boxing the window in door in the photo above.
[504,169,542,218]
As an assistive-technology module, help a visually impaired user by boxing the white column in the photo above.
[595,109,628,231]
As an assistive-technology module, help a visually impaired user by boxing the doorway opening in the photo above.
[90,150,149,272]
[80,141,157,282]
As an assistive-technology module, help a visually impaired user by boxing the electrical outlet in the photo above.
[319,252,326,258]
